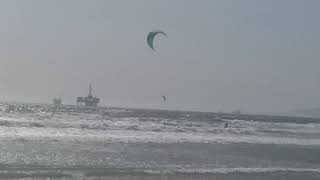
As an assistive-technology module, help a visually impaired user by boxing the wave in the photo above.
[0,126,320,146]
[0,118,46,128]
[1,116,318,137]
[83,167,320,178]
[0,110,320,146]
[141,167,320,175]
[221,119,320,135]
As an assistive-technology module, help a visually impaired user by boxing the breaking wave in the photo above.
[141,167,320,174]
[0,104,319,146]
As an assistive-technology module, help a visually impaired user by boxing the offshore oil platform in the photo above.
[76,84,100,107]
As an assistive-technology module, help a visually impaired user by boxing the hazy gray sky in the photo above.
[0,0,319,113]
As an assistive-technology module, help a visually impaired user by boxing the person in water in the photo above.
[224,122,229,128]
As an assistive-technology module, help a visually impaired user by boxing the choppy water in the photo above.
[0,103,319,179]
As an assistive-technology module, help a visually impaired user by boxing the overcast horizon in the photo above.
[0,0,319,114]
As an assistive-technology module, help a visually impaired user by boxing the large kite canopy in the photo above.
[147,30,167,50]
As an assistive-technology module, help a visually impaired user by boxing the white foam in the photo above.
[162,167,320,174]
[0,111,320,146]
[0,126,319,146]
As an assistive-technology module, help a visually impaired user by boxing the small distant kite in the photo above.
[147,30,167,50]
[162,96,166,102]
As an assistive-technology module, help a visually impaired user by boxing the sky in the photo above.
[0,0,319,113]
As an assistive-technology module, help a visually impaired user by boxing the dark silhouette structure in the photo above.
[77,84,100,107]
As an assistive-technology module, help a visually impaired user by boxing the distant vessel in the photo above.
[76,84,100,107]
[232,110,241,115]
[52,98,62,106]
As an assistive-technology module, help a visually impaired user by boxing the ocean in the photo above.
[0,103,319,179]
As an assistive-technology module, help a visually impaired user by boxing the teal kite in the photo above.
[147,30,167,50]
